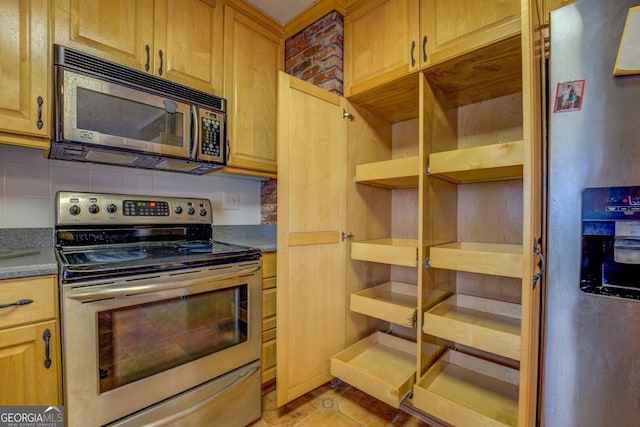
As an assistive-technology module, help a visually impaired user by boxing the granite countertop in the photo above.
[213,225,276,252]
[0,225,276,280]
[0,228,58,280]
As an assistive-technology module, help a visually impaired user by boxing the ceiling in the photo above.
[244,0,317,25]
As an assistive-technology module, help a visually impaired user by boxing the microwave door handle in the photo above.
[190,105,198,160]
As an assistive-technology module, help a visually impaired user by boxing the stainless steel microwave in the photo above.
[50,45,226,175]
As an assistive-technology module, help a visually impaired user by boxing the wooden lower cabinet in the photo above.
[277,0,543,424]
[0,275,62,406]
[261,252,277,386]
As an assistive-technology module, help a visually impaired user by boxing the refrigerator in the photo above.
[544,1,640,426]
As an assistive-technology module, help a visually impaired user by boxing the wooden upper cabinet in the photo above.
[0,0,50,147]
[223,4,282,174]
[344,0,522,98]
[154,0,223,94]
[54,0,154,71]
[54,0,223,94]
[420,0,521,67]
[344,0,419,97]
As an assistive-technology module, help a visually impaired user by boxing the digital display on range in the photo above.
[123,200,170,216]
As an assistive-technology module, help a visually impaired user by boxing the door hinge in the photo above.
[341,232,354,241]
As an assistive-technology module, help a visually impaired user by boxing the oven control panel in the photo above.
[56,192,212,225]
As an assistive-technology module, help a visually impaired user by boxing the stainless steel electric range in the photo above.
[55,191,262,427]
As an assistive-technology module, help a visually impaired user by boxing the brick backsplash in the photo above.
[285,10,344,95]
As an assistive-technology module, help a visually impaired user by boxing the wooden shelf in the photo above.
[429,141,524,183]
[423,294,521,360]
[351,238,418,267]
[330,332,417,408]
[347,73,420,123]
[355,156,421,188]
[413,349,519,427]
[424,35,523,108]
[429,242,523,278]
[350,281,417,328]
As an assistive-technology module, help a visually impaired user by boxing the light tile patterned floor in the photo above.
[251,381,432,427]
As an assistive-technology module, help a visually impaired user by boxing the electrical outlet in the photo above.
[224,192,240,210]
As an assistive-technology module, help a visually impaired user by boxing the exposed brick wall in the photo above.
[285,11,344,95]
[260,10,345,225]
[260,178,277,225]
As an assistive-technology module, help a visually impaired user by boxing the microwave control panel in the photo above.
[200,109,224,163]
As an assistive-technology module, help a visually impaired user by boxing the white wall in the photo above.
[0,145,262,228]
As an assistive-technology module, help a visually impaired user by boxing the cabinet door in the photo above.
[0,0,50,145]
[223,6,282,173]
[154,0,223,94]
[276,72,347,406]
[420,0,521,67]
[344,0,420,97]
[0,321,61,405]
[54,0,154,71]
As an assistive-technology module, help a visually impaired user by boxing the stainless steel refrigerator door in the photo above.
[544,1,640,426]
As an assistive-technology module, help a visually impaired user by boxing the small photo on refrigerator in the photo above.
[553,79,586,113]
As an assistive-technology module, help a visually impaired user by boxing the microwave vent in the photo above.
[85,150,137,165]
[55,45,225,112]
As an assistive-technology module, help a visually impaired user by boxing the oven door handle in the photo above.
[66,264,260,302]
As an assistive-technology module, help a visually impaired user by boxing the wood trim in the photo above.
[223,0,284,36]
[284,0,347,38]
[288,231,340,246]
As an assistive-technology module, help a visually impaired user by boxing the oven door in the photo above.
[57,67,192,158]
[60,260,261,427]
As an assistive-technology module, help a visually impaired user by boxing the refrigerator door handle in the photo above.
[532,237,545,289]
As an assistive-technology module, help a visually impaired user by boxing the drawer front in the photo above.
[0,276,57,329]
[262,338,276,370]
[262,276,277,290]
[263,288,276,319]
[262,252,277,278]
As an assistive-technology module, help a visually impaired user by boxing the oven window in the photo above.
[77,87,185,147]
[97,285,248,393]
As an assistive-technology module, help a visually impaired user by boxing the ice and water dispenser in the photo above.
[581,186,640,300]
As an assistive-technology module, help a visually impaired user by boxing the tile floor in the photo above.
[251,381,432,427]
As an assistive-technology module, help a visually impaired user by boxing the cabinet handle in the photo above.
[410,40,416,67]
[0,298,33,309]
[422,35,428,63]
[145,44,150,72]
[341,232,353,241]
[43,329,52,369]
[158,49,164,76]
[532,237,545,289]
[36,96,44,130]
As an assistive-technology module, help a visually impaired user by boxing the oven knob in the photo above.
[88,204,99,214]
[187,207,196,215]
[199,208,207,216]
[106,203,117,214]
[69,205,81,216]
[174,206,183,214]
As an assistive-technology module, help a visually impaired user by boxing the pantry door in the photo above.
[276,72,347,406]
